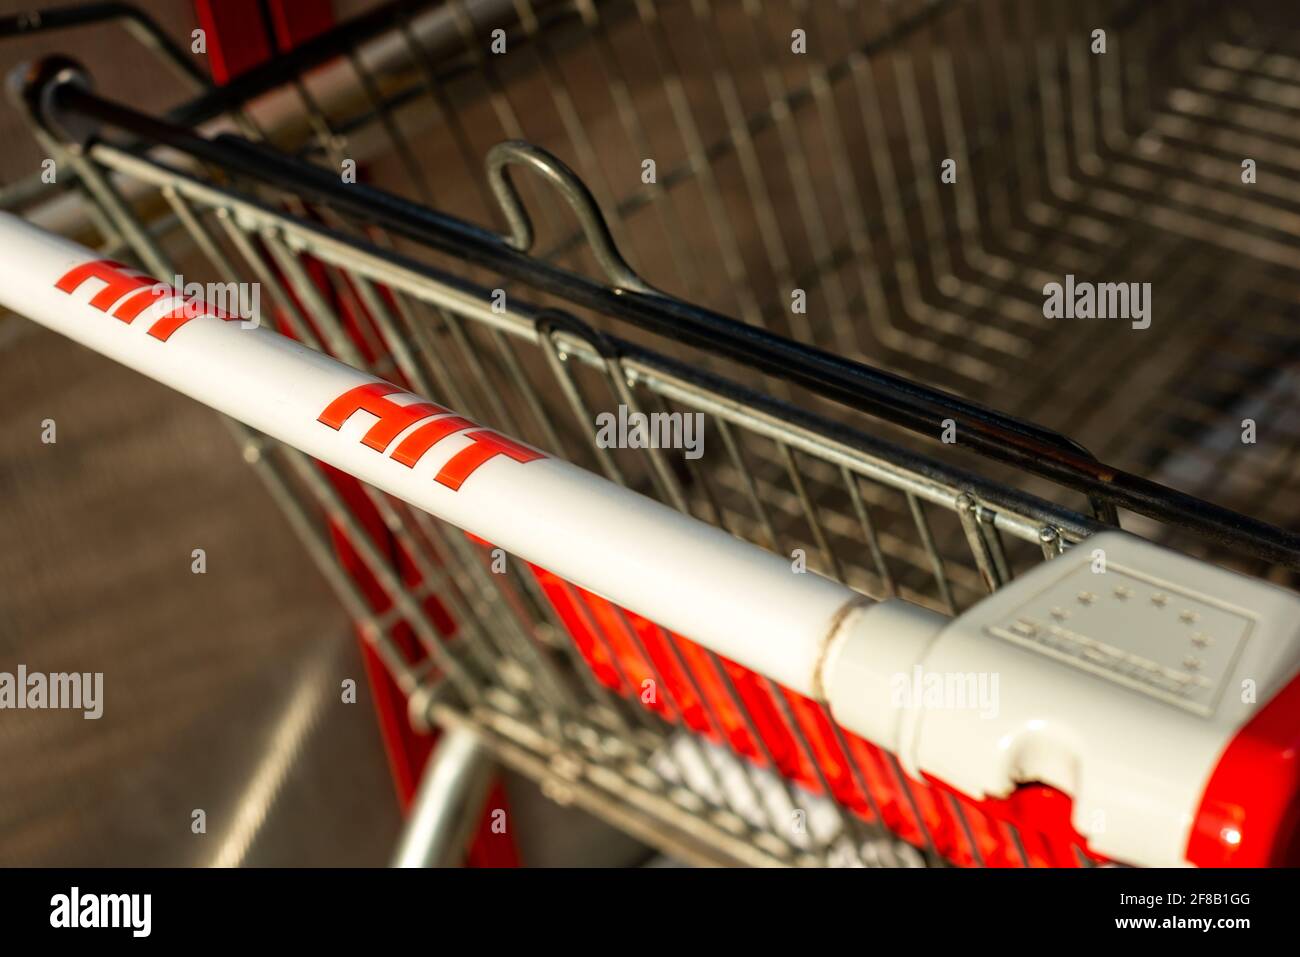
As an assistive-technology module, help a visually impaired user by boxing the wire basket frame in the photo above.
[52,122,1119,865]
[185,0,1299,562]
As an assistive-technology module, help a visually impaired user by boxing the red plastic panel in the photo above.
[528,562,1104,868]
[193,0,273,85]
[193,0,335,85]
[1187,672,1300,867]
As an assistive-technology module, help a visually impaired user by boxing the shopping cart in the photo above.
[3,0,1300,868]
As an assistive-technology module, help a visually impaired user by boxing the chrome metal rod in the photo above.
[392,725,495,868]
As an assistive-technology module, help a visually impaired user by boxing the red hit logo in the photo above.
[317,382,544,491]
[54,259,234,341]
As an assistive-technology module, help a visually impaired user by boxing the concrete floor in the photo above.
[0,315,404,866]
[0,0,402,867]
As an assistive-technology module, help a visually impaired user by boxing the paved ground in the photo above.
[0,0,410,867]
[0,315,406,866]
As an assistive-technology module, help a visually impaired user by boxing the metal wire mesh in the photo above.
[155,0,1299,577]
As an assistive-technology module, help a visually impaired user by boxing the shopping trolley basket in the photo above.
[3,0,1300,868]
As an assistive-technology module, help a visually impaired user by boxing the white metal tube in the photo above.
[0,211,860,700]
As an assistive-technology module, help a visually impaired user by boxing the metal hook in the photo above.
[532,306,622,362]
[486,140,654,296]
[13,56,98,149]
